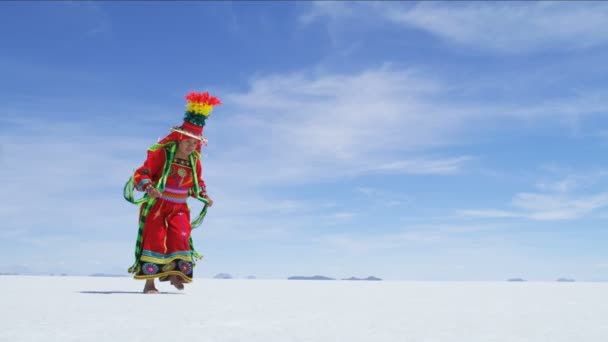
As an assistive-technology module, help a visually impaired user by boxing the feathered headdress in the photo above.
[169,91,222,143]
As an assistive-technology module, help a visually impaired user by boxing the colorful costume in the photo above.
[124,91,221,283]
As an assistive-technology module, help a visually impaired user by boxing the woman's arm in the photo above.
[133,148,166,192]
[194,158,213,206]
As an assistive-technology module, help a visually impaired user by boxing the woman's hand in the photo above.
[202,193,214,207]
[145,186,162,198]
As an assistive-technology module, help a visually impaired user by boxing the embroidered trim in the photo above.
[164,185,190,194]
[178,260,193,274]
[160,194,188,203]
[142,263,159,275]
[162,191,188,199]
[140,253,192,264]
[173,158,191,167]
[136,179,151,191]
[134,270,193,283]
[142,250,191,259]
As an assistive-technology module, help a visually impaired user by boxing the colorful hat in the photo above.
[168,91,222,143]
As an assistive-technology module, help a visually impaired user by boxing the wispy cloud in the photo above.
[206,194,310,218]
[458,209,523,219]
[511,192,608,220]
[303,2,608,53]
[459,171,608,221]
[535,170,608,193]
[354,187,410,209]
[318,222,499,254]
[299,1,354,25]
[210,67,474,188]
[369,156,473,175]
[319,231,441,253]
[324,211,355,222]
[0,114,150,240]
[211,64,608,191]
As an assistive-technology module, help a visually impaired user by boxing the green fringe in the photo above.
[148,140,177,152]
[189,152,208,228]
[184,111,207,127]
[123,176,148,205]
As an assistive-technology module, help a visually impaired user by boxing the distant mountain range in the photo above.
[288,275,335,280]
[89,273,129,278]
[214,273,233,279]
[0,272,589,282]
[342,276,382,281]
[556,278,575,282]
[506,278,578,282]
[288,275,383,281]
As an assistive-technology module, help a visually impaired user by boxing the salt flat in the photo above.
[1,276,607,342]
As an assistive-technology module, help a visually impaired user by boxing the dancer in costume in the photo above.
[124,91,221,294]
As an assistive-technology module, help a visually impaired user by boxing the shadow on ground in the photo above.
[79,291,183,295]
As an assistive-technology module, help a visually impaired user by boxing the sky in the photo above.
[1,1,608,281]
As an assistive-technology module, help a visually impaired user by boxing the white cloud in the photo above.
[209,195,309,217]
[353,186,412,209]
[535,179,578,194]
[369,156,473,175]
[299,1,357,25]
[304,2,608,52]
[204,64,608,192]
[209,67,474,188]
[535,171,608,193]
[0,116,150,240]
[512,192,608,220]
[324,212,355,221]
[502,93,608,121]
[355,187,381,197]
[459,171,608,221]
[354,187,410,209]
[457,210,523,219]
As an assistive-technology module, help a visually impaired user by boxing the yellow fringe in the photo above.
[186,103,213,116]
[134,270,193,283]
[140,254,192,264]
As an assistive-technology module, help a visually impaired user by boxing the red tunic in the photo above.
[132,148,206,282]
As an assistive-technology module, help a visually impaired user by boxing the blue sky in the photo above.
[1,1,608,281]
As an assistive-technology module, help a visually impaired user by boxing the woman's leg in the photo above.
[135,201,170,281]
[141,201,169,256]
[143,278,159,294]
[165,208,193,289]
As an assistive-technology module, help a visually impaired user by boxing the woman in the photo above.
[125,91,220,294]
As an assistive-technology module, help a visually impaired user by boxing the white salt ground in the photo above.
[1,276,607,342]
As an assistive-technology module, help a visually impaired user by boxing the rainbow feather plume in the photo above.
[183,91,222,126]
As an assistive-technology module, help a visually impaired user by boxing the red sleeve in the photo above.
[133,148,166,191]
[195,157,207,196]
